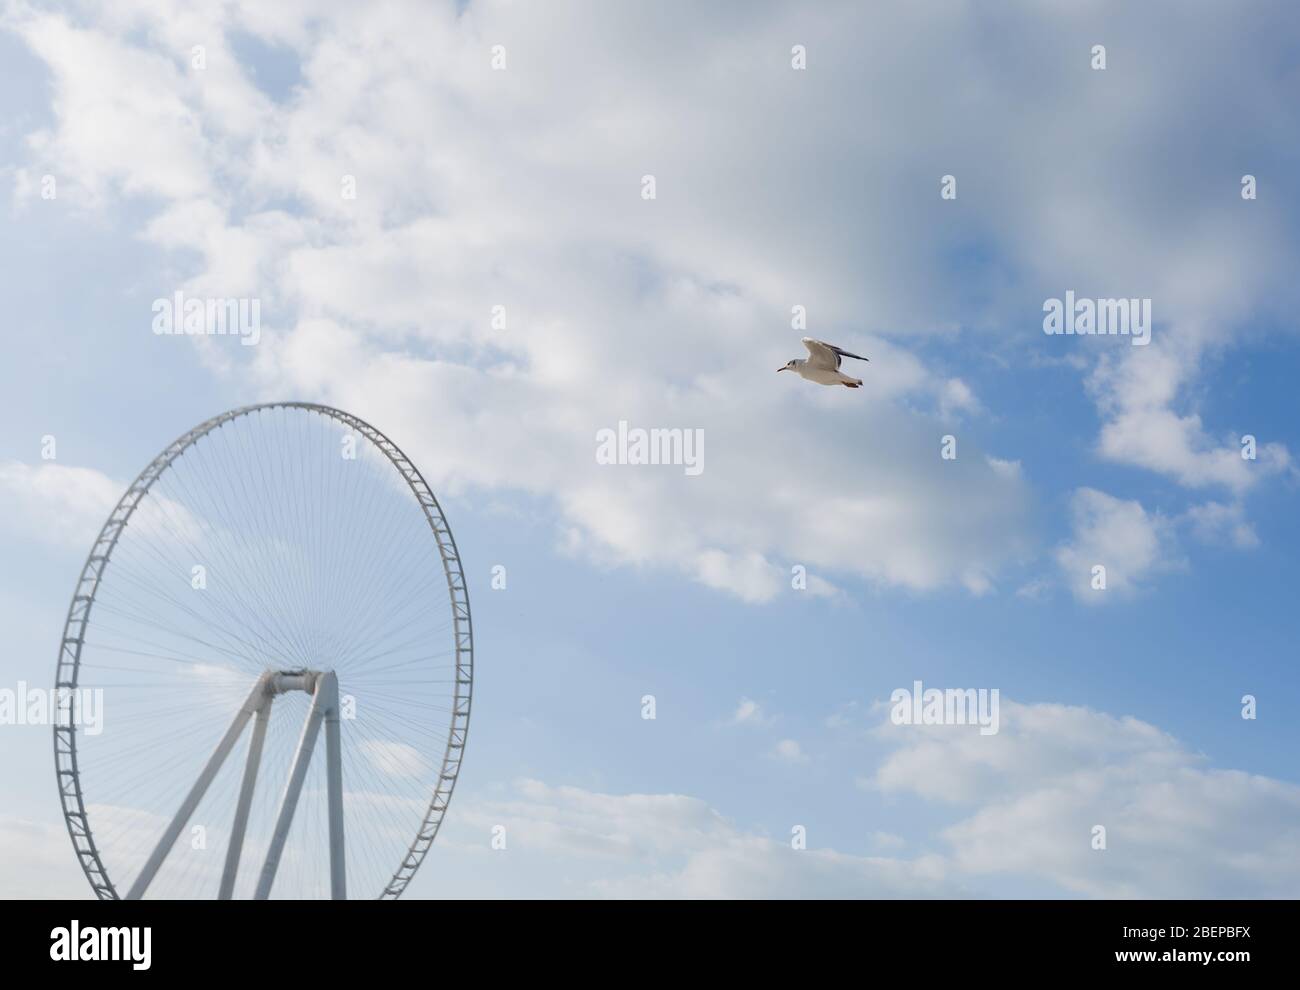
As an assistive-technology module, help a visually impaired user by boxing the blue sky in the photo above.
[1,0,1299,898]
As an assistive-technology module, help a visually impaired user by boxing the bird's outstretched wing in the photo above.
[802,337,868,370]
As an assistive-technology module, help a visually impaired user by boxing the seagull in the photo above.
[778,337,869,388]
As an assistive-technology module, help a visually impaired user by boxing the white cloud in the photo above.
[1054,488,1178,602]
[360,739,428,780]
[1014,577,1050,601]
[1183,500,1260,550]
[6,1,1298,601]
[985,456,1022,480]
[0,460,119,548]
[452,691,1300,898]
[939,378,979,419]
[601,838,950,900]
[771,739,808,764]
[447,778,955,899]
[870,700,1300,898]
[1088,341,1293,495]
[9,699,1296,899]
[728,697,768,727]
[0,459,212,552]
[3,7,217,205]
[1,2,1053,602]
[868,831,907,852]
[693,550,782,604]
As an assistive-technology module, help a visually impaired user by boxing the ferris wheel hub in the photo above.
[269,669,323,695]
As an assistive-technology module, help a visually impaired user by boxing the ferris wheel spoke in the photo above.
[100,526,304,668]
[152,451,320,669]
[334,560,453,647]
[196,422,315,659]
[91,580,286,673]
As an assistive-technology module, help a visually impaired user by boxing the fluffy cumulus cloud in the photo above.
[443,778,954,899]
[0,460,120,547]
[0,458,212,553]
[9,1,1298,602]
[871,701,1300,899]
[438,698,1300,899]
[2,0,1054,602]
[1053,487,1179,602]
[1088,340,1294,495]
[1053,485,1270,603]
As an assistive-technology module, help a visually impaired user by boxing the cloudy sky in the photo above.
[2,0,1299,898]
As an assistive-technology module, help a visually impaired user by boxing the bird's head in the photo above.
[777,359,796,372]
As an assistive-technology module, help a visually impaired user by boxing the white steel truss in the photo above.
[124,669,346,900]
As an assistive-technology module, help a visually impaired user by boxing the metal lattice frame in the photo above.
[53,402,474,900]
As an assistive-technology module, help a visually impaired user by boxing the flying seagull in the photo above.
[778,337,869,388]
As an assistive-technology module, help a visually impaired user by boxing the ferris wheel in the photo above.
[52,403,473,899]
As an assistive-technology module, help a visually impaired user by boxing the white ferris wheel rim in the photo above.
[52,401,474,900]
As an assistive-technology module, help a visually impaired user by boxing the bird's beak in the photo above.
[776,366,786,372]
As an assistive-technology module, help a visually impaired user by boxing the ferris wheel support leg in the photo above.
[254,673,330,899]
[125,672,273,900]
[322,672,347,899]
[217,692,273,899]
